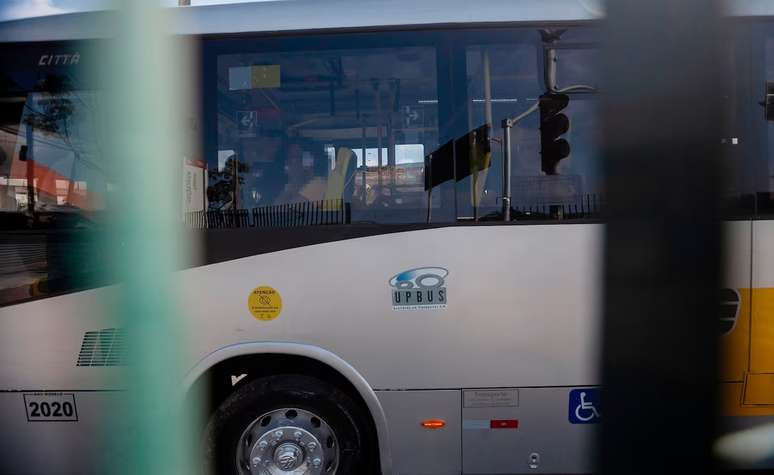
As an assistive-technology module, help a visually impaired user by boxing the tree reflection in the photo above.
[207,157,248,209]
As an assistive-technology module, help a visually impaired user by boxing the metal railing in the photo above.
[510,193,603,220]
[184,199,352,229]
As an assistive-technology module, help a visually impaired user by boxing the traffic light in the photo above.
[539,93,570,175]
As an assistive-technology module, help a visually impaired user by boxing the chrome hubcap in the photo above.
[236,408,338,475]
[274,442,303,470]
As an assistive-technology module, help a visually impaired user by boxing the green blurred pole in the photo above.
[103,1,195,473]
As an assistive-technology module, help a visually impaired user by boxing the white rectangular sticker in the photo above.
[228,65,281,90]
[463,419,490,430]
[463,389,519,408]
[23,392,78,422]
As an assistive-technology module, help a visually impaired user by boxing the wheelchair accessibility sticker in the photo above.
[568,388,601,424]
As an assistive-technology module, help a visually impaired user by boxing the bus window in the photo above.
[757,24,774,214]
[0,42,110,306]
[463,33,602,221]
[211,38,440,225]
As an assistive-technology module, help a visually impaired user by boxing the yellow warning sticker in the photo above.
[248,286,283,321]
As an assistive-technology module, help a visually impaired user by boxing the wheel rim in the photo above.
[235,407,339,475]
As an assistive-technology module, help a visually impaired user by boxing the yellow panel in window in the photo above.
[250,65,281,88]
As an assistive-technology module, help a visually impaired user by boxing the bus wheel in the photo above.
[202,374,372,475]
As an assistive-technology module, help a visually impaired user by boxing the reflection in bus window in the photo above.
[464,39,602,221]
[0,43,116,306]
[213,43,439,224]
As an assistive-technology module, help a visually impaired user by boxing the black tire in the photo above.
[202,374,376,475]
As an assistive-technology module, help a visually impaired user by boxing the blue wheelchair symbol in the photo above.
[568,388,601,424]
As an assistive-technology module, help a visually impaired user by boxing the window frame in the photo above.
[200,25,604,229]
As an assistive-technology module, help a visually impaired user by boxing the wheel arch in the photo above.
[183,342,392,475]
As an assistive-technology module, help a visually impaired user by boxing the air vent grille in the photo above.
[719,288,740,335]
[76,328,126,366]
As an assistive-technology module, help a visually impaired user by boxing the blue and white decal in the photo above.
[568,388,601,424]
[389,267,448,310]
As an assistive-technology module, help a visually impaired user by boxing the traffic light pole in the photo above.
[499,28,598,221]
[500,84,592,221]
[501,102,539,221]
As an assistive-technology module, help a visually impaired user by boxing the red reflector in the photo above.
[490,419,519,429]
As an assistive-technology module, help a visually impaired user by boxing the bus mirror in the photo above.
[19,145,28,162]
[766,81,774,121]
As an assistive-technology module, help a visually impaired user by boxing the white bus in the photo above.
[1,1,773,474]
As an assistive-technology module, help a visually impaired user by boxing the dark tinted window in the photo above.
[0,42,109,306]
[461,33,601,221]
[208,38,440,225]
[196,28,604,231]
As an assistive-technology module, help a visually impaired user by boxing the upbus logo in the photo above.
[389,267,448,311]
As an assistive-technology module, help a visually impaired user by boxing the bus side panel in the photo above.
[376,390,462,475]
[178,224,602,474]
[0,288,123,390]
[0,391,125,475]
[179,224,603,390]
[0,221,757,473]
[0,289,126,474]
[462,387,596,474]
[375,386,598,474]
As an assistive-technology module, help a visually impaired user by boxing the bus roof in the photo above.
[0,0,770,44]
[0,0,602,43]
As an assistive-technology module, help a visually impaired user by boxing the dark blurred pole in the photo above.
[600,1,724,474]
[24,126,35,217]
